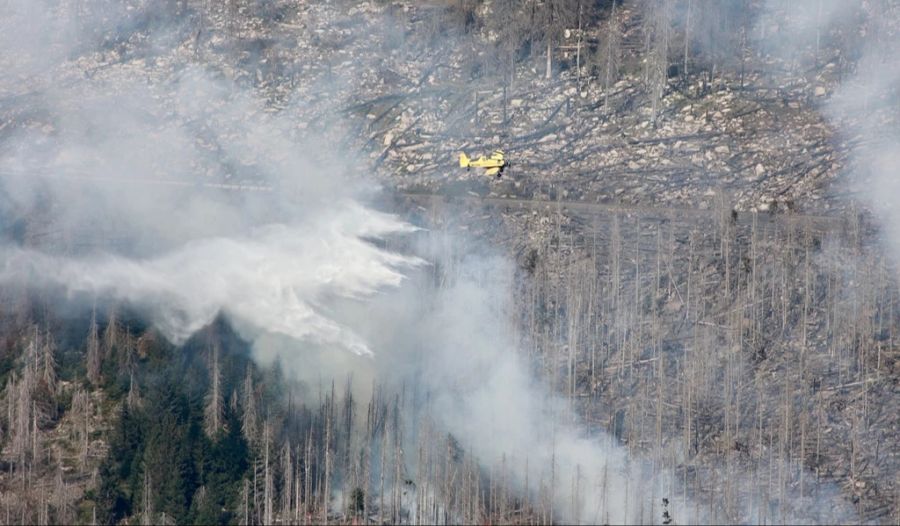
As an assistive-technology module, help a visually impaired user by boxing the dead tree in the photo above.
[203,342,223,438]
[86,310,101,385]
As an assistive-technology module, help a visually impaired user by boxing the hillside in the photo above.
[0,0,898,524]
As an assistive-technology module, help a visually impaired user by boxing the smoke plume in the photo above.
[0,0,880,524]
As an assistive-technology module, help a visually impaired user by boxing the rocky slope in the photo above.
[1,0,898,523]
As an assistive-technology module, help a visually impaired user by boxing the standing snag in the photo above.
[86,309,102,386]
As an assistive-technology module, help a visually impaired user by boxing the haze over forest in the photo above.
[0,0,898,524]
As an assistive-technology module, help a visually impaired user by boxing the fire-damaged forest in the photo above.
[0,0,899,525]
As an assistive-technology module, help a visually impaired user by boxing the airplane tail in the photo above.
[459,152,470,168]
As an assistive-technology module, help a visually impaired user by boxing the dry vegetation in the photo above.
[0,0,899,524]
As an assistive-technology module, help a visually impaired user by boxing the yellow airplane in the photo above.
[459,150,508,178]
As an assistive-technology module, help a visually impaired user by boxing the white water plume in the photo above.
[0,0,422,356]
[3,205,421,355]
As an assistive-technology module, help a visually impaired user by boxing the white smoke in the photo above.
[825,3,900,257]
[345,233,858,524]
[0,1,422,355]
[400,253,663,524]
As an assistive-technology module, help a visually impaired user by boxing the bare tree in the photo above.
[492,0,530,85]
[103,308,118,357]
[71,389,91,469]
[535,0,580,79]
[280,439,293,521]
[601,1,622,110]
[127,372,142,411]
[86,310,101,385]
[683,0,692,85]
[241,367,258,446]
[643,0,673,126]
[263,420,273,525]
[41,328,57,396]
[141,471,153,526]
[203,342,224,438]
